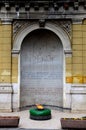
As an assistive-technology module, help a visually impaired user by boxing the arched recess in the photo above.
[13,22,71,53]
[12,21,72,109]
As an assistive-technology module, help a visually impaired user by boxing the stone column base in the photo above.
[71,85,86,112]
[0,84,13,112]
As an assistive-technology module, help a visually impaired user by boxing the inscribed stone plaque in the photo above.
[20,29,63,107]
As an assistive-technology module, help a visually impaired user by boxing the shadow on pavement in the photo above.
[0,128,63,130]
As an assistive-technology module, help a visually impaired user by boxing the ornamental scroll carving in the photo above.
[13,21,31,40]
[52,20,72,39]
[13,20,72,40]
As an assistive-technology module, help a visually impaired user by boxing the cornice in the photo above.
[0,0,86,11]
[0,1,86,21]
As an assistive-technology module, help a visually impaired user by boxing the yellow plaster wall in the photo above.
[66,57,72,83]
[66,21,86,84]
[0,23,12,83]
[82,20,86,83]
[12,56,18,83]
[72,24,82,83]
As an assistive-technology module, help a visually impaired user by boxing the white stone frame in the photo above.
[12,22,72,110]
[13,22,71,53]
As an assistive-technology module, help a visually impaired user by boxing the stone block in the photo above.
[0,84,12,112]
[71,86,86,112]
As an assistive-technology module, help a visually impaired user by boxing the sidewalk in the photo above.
[0,109,86,129]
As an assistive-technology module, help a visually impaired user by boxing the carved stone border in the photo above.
[13,20,72,40]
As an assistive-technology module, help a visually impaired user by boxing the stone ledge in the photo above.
[71,84,86,87]
[0,84,12,93]
[0,109,12,113]
[70,90,86,94]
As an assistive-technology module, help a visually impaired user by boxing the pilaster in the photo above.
[0,19,13,112]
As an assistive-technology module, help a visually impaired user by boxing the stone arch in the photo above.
[12,22,72,54]
[12,21,72,110]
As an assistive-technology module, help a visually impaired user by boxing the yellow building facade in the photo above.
[0,0,86,112]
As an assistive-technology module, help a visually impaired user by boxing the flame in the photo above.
[36,104,44,110]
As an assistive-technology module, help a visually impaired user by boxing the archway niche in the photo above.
[12,22,72,110]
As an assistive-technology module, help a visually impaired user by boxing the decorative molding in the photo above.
[13,20,72,40]
[0,1,85,12]
[13,21,25,39]
[13,21,72,56]
[1,18,12,25]
[11,50,20,54]
[70,90,86,94]
[0,83,12,87]
[53,20,72,39]
[72,19,83,24]
[13,21,31,40]
[0,1,85,21]
[0,83,12,93]
[65,50,72,57]
[39,19,45,27]
[71,84,86,87]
